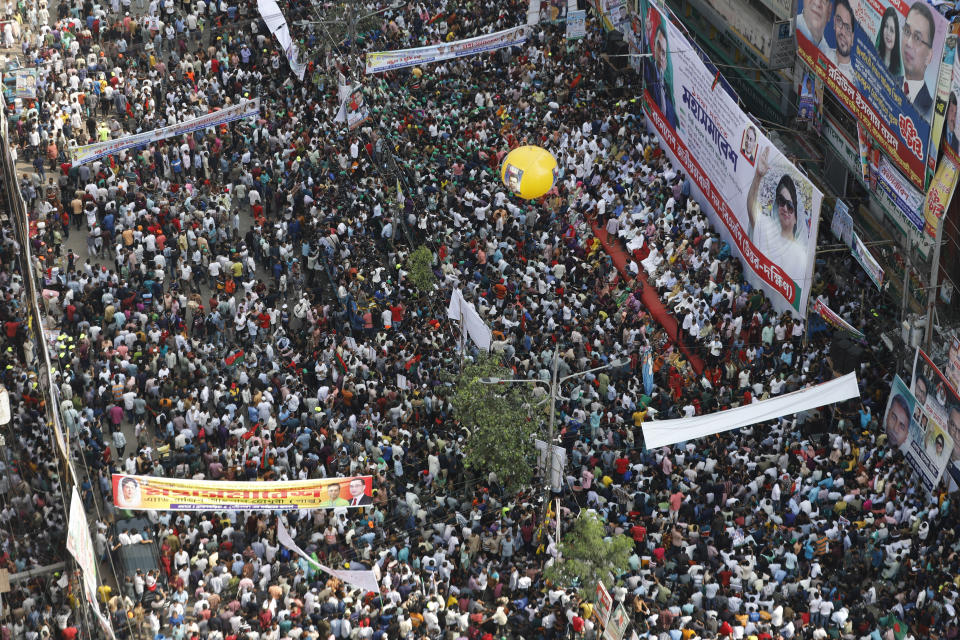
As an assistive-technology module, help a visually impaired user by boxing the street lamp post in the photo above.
[479,344,629,493]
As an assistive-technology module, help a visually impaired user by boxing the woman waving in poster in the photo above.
[746,146,807,287]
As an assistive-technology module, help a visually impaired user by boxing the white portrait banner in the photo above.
[366,26,528,74]
[70,99,260,165]
[642,372,861,449]
[638,0,823,316]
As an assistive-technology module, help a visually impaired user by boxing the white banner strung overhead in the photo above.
[69,99,260,165]
[446,289,492,351]
[257,0,307,80]
[277,520,380,593]
[641,372,861,449]
[365,26,529,74]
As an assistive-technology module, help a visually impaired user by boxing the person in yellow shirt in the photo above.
[633,406,647,427]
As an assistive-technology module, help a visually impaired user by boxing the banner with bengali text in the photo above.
[70,99,260,166]
[796,0,949,190]
[639,0,823,316]
[112,474,373,511]
[813,295,865,339]
[365,26,528,74]
[851,232,885,289]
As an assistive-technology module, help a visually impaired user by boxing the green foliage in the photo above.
[545,511,634,598]
[452,353,538,491]
[405,246,436,294]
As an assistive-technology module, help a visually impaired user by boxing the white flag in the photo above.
[277,520,380,594]
[446,289,491,350]
[447,288,464,320]
[460,293,492,351]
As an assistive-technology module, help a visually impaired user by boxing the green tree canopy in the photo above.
[545,511,634,598]
[451,353,538,491]
[404,246,436,294]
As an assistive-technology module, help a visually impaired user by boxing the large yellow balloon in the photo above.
[500,145,558,200]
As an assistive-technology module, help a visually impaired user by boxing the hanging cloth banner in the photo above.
[365,25,529,74]
[66,487,116,639]
[277,520,381,593]
[70,99,260,165]
[446,288,492,350]
[257,0,307,80]
[813,296,865,341]
[641,372,861,449]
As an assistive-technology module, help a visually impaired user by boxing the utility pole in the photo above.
[900,236,913,327]
[546,342,560,494]
[924,223,946,350]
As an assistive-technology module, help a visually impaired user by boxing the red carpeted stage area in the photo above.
[589,221,705,375]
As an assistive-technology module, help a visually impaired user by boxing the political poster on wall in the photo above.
[885,374,955,491]
[796,0,949,190]
[798,71,824,134]
[112,474,374,510]
[638,0,823,316]
[911,348,960,485]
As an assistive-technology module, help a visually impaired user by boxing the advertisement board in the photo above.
[112,474,374,510]
[911,348,960,486]
[639,0,823,316]
[886,374,954,491]
[769,19,799,69]
[796,0,949,190]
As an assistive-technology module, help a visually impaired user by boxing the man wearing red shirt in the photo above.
[390,303,404,328]
[257,311,271,331]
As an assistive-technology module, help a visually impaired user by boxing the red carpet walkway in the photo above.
[590,221,705,375]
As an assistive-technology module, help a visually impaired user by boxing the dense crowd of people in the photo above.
[2,0,960,639]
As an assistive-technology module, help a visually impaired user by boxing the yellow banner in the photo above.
[112,474,373,511]
[924,150,960,237]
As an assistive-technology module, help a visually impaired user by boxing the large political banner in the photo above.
[112,474,373,511]
[885,374,954,491]
[796,0,949,190]
[365,26,528,74]
[911,348,960,486]
[70,99,260,165]
[638,0,823,316]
